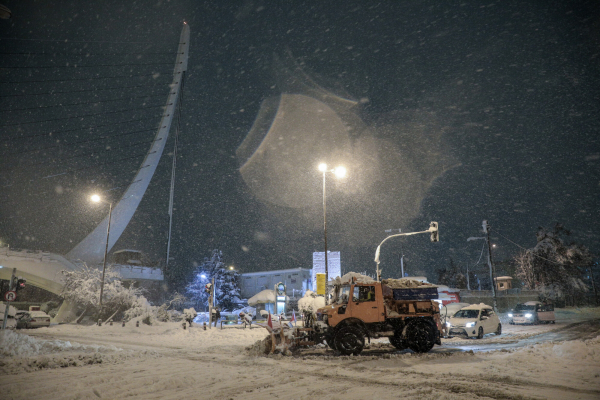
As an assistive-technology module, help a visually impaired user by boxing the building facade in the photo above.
[240,268,312,300]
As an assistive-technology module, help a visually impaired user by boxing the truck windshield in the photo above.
[453,309,479,319]
[515,304,536,311]
[337,285,350,304]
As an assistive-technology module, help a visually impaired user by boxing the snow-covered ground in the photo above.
[1,308,599,399]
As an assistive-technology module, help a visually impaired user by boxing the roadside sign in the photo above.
[4,291,16,302]
[316,273,326,295]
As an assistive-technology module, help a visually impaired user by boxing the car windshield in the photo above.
[515,304,536,311]
[453,309,479,319]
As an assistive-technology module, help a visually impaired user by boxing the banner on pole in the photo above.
[316,273,326,295]
[312,251,341,291]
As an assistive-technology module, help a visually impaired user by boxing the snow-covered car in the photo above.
[508,301,555,325]
[16,311,51,329]
[446,303,502,339]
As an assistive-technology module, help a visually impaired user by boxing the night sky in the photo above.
[1,1,599,289]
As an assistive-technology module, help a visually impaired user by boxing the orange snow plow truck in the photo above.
[297,277,443,355]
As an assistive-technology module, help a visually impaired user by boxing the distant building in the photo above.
[111,250,163,282]
[494,276,513,291]
[110,249,164,303]
[239,268,312,300]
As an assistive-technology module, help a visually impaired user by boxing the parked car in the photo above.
[508,301,555,325]
[16,311,51,329]
[0,303,18,330]
[446,303,502,339]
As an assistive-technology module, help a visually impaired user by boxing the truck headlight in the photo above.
[465,322,475,328]
[525,313,532,318]
[508,313,513,318]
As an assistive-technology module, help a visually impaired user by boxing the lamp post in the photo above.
[318,163,346,305]
[91,194,113,314]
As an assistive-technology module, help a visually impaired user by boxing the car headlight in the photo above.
[525,313,532,318]
[465,322,475,328]
[508,313,513,318]
[446,321,451,327]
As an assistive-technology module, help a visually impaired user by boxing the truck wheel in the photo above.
[495,323,502,335]
[334,326,365,356]
[406,322,435,353]
[388,334,407,350]
[476,326,484,339]
[326,336,337,350]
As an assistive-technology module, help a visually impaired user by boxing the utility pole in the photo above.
[1,268,16,330]
[208,277,214,330]
[466,262,471,291]
[482,220,498,312]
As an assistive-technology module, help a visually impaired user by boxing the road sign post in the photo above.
[1,268,16,330]
[4,291,16,302]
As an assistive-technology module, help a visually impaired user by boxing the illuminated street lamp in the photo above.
[318,163,346,304]
[91,194,113,313]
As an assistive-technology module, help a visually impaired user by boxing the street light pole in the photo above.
[318,163,346,305]
[91,194,112,314]
[321,167,329,305]
[99,201,112,313]
[467,220,498,312]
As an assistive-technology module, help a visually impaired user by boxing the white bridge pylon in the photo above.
[1,24,190,323]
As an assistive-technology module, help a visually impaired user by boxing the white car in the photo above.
[440,302,471,337]
[446,303,502,339]
[16,310,51,329]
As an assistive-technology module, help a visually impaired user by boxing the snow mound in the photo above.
[0,330,122,358]
[297,290,325,314]
[381,278,437,289]
[334,272,375,285]
[550,335,600,361]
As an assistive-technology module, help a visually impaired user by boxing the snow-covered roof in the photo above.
[462,302,492,310]
[495,276,513,280]
[247,289,288,305]
[523,301,542,305]
[240,267,312,277]
[436,285,460,293]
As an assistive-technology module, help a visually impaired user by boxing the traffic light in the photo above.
[429,221,439,242]
[204,283,212,293]
[14,276,26,291]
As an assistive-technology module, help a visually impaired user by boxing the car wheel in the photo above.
[495,323,502,335]
[476,326,484,339]
[406,321,436,353]
[334,326,365,356]
[551,320,555,324]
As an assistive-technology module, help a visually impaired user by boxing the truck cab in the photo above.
[319,282,386,328]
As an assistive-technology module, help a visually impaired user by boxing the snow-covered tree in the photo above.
[61,263,145,320]
[514,224,592,303]
[185,249,242,311]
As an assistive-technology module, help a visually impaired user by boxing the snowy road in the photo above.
[1,308,599,400]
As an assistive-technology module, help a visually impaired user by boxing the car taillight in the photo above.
[30,319,36,322]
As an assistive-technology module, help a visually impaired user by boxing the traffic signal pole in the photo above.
[1,268,16,330]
